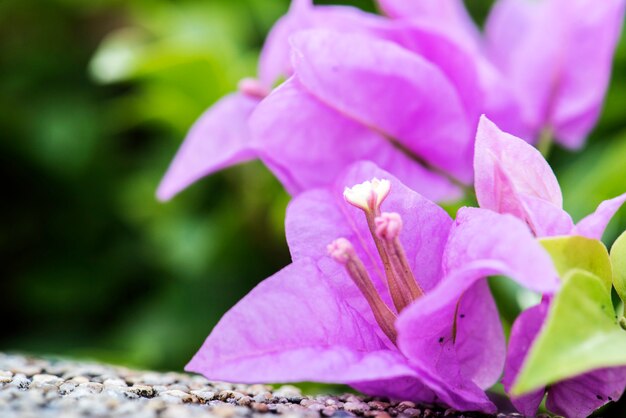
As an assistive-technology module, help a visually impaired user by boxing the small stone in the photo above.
[252,402,269,412]
[10,373,30,390]
[252,391,272,403]
[397,401,416,412]
[31,373,63,386]
[237,395,252,406]
[103,378,127,387]
[322,406,338,416]
[69,376,89,385]
[129,384,155,398]
[344,401,369,413]
[159,389,193,403]
[212,404,238,418]
[58,382,77,395]
[190,390,215,402]
[368,401,390,411]
[0,371,13,384]
[218,389,243,401]
[403,408,421,417]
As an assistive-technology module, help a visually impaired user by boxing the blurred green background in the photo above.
[1,0,625,373]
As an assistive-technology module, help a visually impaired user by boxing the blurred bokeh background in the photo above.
[1,0,625,374]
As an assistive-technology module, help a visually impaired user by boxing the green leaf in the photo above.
[513,269,626,395]
[540,236,613,292]
[610,230,626,304]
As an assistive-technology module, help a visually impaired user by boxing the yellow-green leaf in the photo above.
[513,269,626,395]
[610,230,626,304]
[540,235,612,292]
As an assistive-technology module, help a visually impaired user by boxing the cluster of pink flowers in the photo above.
[158,1,626,417]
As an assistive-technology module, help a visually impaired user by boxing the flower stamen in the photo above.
[375,212,424,304]
[327,238,398,343]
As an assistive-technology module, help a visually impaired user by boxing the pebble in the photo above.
[0,353,534,418]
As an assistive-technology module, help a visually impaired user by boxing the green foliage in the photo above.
[539,236,613,291]
[513,270,626,395]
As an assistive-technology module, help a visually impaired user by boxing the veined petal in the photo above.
[156,93,258,201]
[388,22,483,127]
[502,303,548,417]
[187,258,416,384]
[485,0,625,146]
[291,29,474,183]
[376,0,481,52]
[250,78,460,200]
[573,193,626,240]
[259,1,389,87]
[396,262,508,414]
[258,0,311,86]
[474,116,566,234]
[444,207,560,294]
[550,0,626,148]
[285,162,452,329]
[518,195,574,237]
[546,367,626,418]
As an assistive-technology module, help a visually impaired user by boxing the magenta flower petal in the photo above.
[444,207,560,294]
[187,258,416,384]
[287,161,453,293]
[485,0,626,146]
[156,93,259,201]
[290,29,474,183]
[573,193,626,240]
[285,161,452,327]
[258,0,312,87]
[502,303,548,416]
[250,78,460,199]
[376,0,480,51]
[474,115,573,236]
[546,367,626,418]
[396,262,508,414]
[259,0,388,87]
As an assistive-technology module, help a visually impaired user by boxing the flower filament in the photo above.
[328,179,425,343]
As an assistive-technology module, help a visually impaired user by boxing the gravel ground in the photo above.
[0,353,536,418]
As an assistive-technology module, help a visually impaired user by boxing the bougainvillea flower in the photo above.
[157,0,383,201]
[186,161,559,413]
[484,0,626,148]
[475,116,626,416]
[375,0,481,52]
[158,0,493,202]
[502,300,626,418]
[474,115,626,238]
[249,27,481,201]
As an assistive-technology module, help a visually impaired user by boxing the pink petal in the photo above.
[187,258,415,384]
[573,192,626,240]
[285,162,453,324]
[156,93,259,201]
[290,29,474,183]
[443,207,560,294]
[474,116,568,236]
[250,77,460,200]
[547,367,626,418]
[396,262,509,414]
[259,1,388,87]
[485,0,626,147]
[502,303,548,417]
[376,0,481,52]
